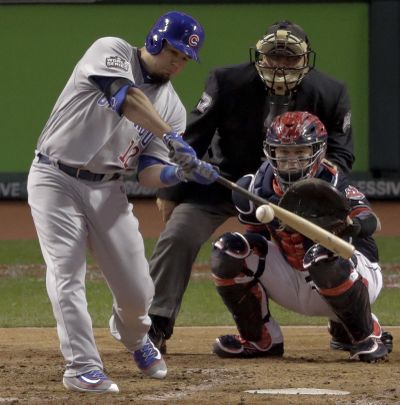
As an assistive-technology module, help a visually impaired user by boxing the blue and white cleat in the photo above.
[133,335,167,379]
[63,369,119,393]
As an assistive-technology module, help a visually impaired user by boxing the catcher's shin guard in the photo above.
[328,320,353,350]
[215,283,264,341]
[211,231,270,341]
[325,278,374,342]
[304,244,373,342]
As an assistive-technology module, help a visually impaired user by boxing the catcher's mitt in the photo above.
[279,178,351,234]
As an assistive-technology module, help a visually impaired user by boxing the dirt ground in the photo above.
[0,326,399,404]
[0,200,399,403]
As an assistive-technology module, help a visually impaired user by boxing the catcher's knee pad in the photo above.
[217,283,264,342]
[211,232,268,279]
[303,243,358,290]
[211,232,249,279]
[243,232,269,257]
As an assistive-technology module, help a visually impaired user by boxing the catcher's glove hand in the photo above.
[279,178,351,235]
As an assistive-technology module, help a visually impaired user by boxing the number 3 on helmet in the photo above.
[145,11,205,62]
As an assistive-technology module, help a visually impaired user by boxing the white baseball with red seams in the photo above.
[256,204,275,223]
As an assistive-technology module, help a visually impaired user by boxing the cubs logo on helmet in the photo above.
[188,34,200,47]
[145,11,205,62]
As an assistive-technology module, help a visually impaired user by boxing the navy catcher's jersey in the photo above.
[233,160,379,266]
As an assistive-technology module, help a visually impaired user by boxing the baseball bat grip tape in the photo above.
[216,175,355,259]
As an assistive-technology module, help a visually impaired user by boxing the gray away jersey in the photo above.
[37,37,186,174]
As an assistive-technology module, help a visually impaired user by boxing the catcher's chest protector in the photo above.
[273,228,310,270]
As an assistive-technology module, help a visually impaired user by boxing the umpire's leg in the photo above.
[149,201,236,336]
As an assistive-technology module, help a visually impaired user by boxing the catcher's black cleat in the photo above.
[331,330,393,354]
[350,336,388,363]
[329,320,393,354]
[212,334,284,358]
[380,330,394,353]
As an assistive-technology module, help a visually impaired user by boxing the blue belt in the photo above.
[37,153,120,182]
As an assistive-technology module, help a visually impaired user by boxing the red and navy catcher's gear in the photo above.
[211,232,269,342]
[145,11,205,62]
[264,111,328,191]
[303,243,381,352]
[211,232,268,279]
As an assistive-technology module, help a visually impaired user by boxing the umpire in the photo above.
[148,20,355,352]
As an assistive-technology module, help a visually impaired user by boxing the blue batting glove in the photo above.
[163,132,197,168]
[177,160,219,185]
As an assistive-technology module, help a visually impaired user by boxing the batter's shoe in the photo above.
[212,334,284,358]
[350,336,388,362]
[133,335,167,379]
[62,370,119,393]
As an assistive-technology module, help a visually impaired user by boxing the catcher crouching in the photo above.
[211,111,393,362]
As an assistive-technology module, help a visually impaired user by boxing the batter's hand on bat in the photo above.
[163,132,197,168]
[177,159,219,185]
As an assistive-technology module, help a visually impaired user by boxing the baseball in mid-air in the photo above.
[255,204,275,223]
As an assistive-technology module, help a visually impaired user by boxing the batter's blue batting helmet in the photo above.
[145,11,205,62]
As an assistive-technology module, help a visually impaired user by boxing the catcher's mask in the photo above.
[250,20,316,95]
[145,11,205,62]
[264,111,327,191]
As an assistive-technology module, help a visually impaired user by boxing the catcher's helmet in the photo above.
[145,11,205,62]
[251,20,316,95]
[264,111,327,191]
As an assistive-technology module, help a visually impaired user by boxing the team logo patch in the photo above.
[196,92,212,113]
[342,111,351,133]
[188,34,200,47]
[345,185,365,200]
[105,56,129,72]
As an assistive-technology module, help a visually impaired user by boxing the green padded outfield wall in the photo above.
[0,3,368,173]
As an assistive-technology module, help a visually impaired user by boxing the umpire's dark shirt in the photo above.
[158,62,355,204]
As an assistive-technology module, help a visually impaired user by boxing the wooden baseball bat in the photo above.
[216,175,355,259]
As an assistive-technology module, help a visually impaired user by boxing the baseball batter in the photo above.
[27,11,217,394]
[211,112,392,363]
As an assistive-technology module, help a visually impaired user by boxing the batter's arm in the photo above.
[121,87,172,137]
[122,87,199,168]
[138,164,167,188]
